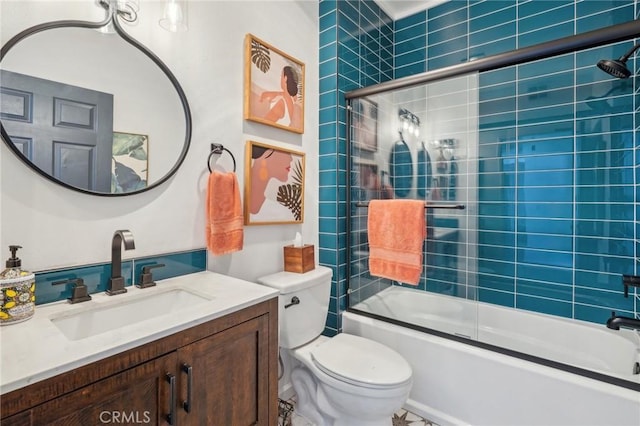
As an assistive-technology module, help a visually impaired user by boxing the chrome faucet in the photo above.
[107,230,135,295]
[606,311,640,331]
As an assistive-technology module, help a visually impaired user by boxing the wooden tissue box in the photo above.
[284,244,315,273]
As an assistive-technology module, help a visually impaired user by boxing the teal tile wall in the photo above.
[35,249,206,305]
[323,0,639,330]
[636,5,640,326]
[319,0,393,336]
[395,11,426,78]
[395,0,638,324]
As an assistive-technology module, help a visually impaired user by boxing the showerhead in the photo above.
[597,43,640,79]
[597,58,631,79]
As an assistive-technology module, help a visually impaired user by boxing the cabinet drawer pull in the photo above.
[181,363,193,413]
[166,373,176,425]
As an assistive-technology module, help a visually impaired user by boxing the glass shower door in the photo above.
[347,72,480,340]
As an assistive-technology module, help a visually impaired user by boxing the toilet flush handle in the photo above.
[285,296,300,309]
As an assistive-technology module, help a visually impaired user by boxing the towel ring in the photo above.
[207,143,236,173]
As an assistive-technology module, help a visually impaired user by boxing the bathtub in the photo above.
[344,286,640,426]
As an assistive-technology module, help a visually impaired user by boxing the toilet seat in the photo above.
[310,334,412,389]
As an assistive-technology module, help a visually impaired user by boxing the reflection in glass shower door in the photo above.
[347,72,480,344]
[389,139,413,198]
[417,142,431,198]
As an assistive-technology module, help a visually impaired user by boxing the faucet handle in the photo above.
[53,278,92,304]
[137,263,165,289]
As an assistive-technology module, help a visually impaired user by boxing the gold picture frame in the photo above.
[244,140,305,225]
[244,34,305,134]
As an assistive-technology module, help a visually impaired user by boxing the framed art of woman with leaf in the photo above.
[244,140,305,225]
[244,34,305,134]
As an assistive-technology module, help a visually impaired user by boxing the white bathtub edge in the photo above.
[343,310,640,426]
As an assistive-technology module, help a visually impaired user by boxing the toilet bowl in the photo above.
[291,334,412,426]
[257,266,413,426]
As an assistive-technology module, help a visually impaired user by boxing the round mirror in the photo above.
[0,11,191,196]
[389,140,413,198]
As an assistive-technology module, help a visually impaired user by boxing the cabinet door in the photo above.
[27,352,178,426]
[2,410,31,425]
[178,315,271,426]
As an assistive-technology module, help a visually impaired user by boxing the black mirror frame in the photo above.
[0,6,192,197]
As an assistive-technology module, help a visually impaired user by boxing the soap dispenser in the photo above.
[0,245,35,325]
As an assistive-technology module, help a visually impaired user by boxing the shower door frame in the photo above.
[346,19,640,304]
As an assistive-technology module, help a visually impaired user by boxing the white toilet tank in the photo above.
[257,266,333,349]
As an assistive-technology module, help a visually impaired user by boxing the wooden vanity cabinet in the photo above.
[5,353,177,426]
[1,298,278,426]
[177,315,271,425]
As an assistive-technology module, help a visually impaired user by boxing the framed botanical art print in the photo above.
[244,34,305,134]
[244,140,305,225]
[351,97,378,152]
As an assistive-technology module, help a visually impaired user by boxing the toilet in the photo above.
[257,266,412,426]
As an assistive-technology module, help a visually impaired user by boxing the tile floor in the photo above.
[278,397,439,426]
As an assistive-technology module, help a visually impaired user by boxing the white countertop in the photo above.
[0,271,278,394]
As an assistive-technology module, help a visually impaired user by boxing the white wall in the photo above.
[0,0,319,283]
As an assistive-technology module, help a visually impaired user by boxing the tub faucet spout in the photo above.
[107,230,135,296]
[606,311,640,331]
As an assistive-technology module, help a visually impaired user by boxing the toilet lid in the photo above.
[310,334,412,388]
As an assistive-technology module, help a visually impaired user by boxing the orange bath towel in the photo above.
[368,199,425,285]
[206,171,244,255]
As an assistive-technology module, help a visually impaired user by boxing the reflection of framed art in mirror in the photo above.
[111,132,149,193]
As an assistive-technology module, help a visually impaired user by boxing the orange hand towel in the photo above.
[368,199,425,285]
[206,171,244,255]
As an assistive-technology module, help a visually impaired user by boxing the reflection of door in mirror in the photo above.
[1,70,114,192]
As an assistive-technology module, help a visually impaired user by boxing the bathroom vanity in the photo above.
[0,271,279,425]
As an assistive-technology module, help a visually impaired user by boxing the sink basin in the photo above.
[51,289,211,341]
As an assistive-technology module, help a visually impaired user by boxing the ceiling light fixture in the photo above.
[398,108,421,139]
[159,0,188,33]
